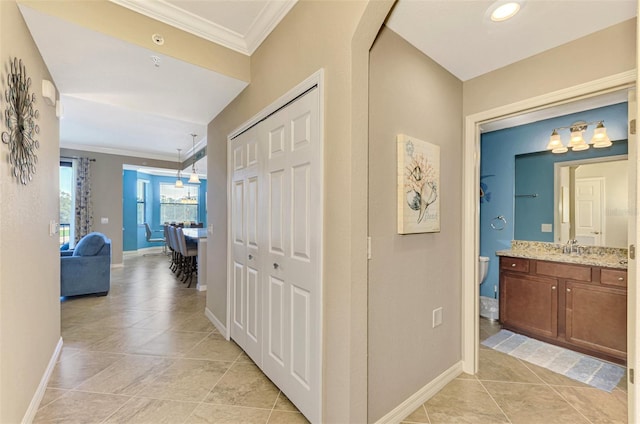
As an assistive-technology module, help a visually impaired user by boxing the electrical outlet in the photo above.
[432,307,443,328]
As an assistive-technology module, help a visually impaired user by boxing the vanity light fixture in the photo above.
[187,133,201,184]
[546,120,611,154]
[175,148,184,188]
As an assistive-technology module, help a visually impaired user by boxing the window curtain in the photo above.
[74,157,93,242]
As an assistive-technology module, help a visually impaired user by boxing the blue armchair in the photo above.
[60,232,111,297]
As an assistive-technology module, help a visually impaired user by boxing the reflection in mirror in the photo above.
[555,156,627,247]
[514,141,628,248]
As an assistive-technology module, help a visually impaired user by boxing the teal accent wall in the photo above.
[122,170,138,251]
[122,171,208,251]
[480,102,628,298]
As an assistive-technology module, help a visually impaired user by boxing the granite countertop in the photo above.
[496,240,628,270]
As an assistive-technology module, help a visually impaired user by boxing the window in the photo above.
[137,180,148,225]
[59,161,74,246]
[160,183,199,224]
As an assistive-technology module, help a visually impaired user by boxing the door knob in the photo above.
[273,263,279,269]
[248,254,253,260]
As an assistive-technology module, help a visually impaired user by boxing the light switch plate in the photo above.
[541,223,552,233]
[101,217,109,224]
[432,307,443,328]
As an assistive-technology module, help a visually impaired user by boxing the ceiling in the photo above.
[386,0,637,82]
[18,0,638,172]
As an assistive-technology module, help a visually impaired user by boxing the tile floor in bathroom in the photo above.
[35,253,627,423]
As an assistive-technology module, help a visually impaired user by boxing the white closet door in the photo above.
[229,87,321,423]
[230,126,263,365]
[262,88,321,422]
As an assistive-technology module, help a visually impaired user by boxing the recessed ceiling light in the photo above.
[490,2,521,22]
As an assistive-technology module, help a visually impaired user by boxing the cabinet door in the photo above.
[500,273,558,338]
[565,281,627,359]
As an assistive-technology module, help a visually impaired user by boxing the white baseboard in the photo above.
[22,337,63,424]
[197,284,207,292]
[374,361,463,424]
[205,307,228,339]
[110,263,124,268]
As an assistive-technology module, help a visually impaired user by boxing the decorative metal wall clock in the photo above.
[2,57,40,184]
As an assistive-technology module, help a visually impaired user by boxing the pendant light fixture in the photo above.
[175,148,184,188]
[188,133,201,184]
[545,120,611,154]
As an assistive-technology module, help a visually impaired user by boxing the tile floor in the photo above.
[37,253,628,423]
[402,318,628,424]
[35,253,309,424]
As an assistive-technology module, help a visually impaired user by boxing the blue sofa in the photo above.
[60,232,111,297]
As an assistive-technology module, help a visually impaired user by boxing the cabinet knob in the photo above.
[552,286,556,290]
[273,263,279,269]
[248,254,253,260]
[567,288,571,292]
[511,263,516,267]
[618,277,624,281]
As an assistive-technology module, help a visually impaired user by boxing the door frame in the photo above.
[225,69,325,341]
[461,70,636,403]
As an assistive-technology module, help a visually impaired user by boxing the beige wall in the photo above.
[0,1,61,422]
[60,148,176,265]
[464,18,637,116]
[368,27,463,422]
[205,0,391,421]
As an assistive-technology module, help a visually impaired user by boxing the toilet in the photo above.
[478,256,490,285]
[478,256,498,320]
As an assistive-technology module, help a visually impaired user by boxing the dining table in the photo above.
[182,227,208,291]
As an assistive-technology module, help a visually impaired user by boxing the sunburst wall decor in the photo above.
[2,57,40,184]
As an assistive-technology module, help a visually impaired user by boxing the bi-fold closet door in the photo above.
[230,87,321,423]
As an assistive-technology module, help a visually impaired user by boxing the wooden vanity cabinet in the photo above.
[565,281,627,360]
[499,256,627,364]
[500,273,558,339]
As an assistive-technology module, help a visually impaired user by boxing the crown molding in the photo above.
[60,142,176,162]
[244,0,297,54]
[110,0,297,55]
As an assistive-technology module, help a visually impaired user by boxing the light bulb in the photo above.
[546,130,563,150]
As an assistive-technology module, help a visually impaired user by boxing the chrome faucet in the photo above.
[563,239,579,254]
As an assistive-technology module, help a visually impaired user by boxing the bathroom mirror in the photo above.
[514,142,628,248]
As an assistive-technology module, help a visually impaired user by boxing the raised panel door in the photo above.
[500,273,558,338]
[566,281,627,360]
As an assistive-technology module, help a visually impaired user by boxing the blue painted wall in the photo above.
[122,171,208,251]
[480,102,628,298]
[122,170,138,251]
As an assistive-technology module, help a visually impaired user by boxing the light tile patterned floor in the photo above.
[36,253,309,424]
[39,254,629,423]
[402,318,628,424]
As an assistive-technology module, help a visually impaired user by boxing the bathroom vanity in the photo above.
[497,241,628,365]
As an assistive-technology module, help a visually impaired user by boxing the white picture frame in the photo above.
[397,134,441,234]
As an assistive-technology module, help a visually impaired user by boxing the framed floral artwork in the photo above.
[397,134,440,234]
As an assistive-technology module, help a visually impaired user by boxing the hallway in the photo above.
[35,254,308,423]
[35,253,628,423]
